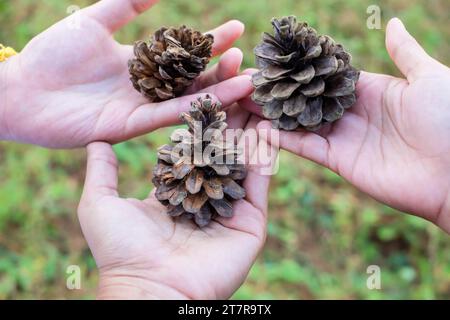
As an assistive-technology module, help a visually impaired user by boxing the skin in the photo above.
[74,44,275,299]
[78,112,278,300]
[0,0,253,148]
[251,18,450,233]
[1,0,270,299]
[2,0,449,299]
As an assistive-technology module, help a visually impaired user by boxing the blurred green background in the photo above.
[0,0,449,299]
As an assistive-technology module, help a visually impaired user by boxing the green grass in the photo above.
[1,0,449,299]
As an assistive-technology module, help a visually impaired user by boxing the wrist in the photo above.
[98,270,189,300]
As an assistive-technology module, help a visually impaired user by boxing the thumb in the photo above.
[85,0,159,34]
[243,117,279,213]
[81,142,119,203]
[385,17,438,81]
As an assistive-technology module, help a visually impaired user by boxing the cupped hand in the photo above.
[1,0,252,148]
[77,109,277,299]
[254,18,450,232]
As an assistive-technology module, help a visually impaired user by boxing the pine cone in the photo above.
[129,26,214,102]
[252,16,360,131]
[152,95,247,227]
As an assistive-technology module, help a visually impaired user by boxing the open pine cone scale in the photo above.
[252,16,360,131]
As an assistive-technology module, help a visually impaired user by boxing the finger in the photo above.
[186,48,243,93]
[219,65,257,135]
[257,120,330,168]
[206,20,245,57]
[244,118,279,213]
[226,103,250,131]
[385,17,437,81]
[121,20,243,61]
[85,0,159,34]
[125,75,253,138]
[82,142,119,201]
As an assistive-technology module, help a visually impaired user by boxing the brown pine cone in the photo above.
[252,16,360,131]
[152,95,247,227]
[129,26,214,102]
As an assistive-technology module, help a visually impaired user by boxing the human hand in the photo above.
[0,0,252,148]
[253,18,450,233]
[77,111,277,299]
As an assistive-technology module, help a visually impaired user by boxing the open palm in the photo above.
[2,0,252,148]
[257,18,450,232]
[78,110,277,299]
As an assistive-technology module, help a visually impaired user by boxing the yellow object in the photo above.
[0,44,17,62]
